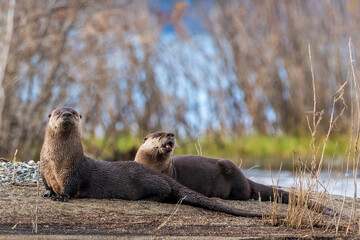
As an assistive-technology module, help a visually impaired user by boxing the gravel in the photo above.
[0,160,42,184]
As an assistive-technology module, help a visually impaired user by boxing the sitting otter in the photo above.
[40,107,263,218]
[134,131,336,216]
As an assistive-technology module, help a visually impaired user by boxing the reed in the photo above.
[156,196,186,230]
[11,149,18,184]
[264,43,352,232]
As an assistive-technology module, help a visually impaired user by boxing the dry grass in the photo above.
[3,183,352,237]
[345,37,360,235]
[156,196,186,230]
[11,149,17,184]
[262,160,331,230]
[195,137,203,156]
[263,41,359,236]
[32,163,40,234]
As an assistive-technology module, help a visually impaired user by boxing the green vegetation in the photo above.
[82,133,349,170]
[82,133,141,160]
[174,134,349,170]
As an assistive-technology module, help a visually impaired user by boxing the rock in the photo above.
[0,161,42,185]
[28,160,35,165]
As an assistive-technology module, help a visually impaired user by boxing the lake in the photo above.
[245,169,359,198]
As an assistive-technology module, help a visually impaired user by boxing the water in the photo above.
[244,169,360,198]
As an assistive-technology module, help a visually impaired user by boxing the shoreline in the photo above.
[0,182,359,238]
[0,160,359,238]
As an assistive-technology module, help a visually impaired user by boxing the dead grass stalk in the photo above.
[271,43,349,231]
[11,149,18,184]
[32,163,40,234]
[346,37,359,235]
[195,137,203,156]
[156,196,186,230]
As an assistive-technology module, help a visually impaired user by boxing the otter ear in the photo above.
[48,114,52,118]
[79,114,82,119]
[142,137,148,143]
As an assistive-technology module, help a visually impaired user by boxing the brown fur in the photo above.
[40,107,263,218]
[135,131,336,216]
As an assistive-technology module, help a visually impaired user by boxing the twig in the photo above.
[195,137,202,156]
[246,164,260,171]
[12,149,18,184]
[259,192,265,223]
[347,37,360,235]
[156,196,185,230]
[34,163,40,234]
[337,76,353,234]
[309,44,316,131]
[237,158,243,168]
[308,44,318,178]
[316,81,347,177]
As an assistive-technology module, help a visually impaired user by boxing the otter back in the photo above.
[40,108,262,218]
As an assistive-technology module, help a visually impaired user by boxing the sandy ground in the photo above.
[0,183,359,239]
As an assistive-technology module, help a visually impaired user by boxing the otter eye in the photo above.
[154,133,162,138]
[48,114,52,118]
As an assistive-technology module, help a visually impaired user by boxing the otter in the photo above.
[40,107,262,218]
[134,131,336,216]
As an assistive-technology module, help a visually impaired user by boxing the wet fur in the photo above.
[135,131,336,216]
[40,108,262,218]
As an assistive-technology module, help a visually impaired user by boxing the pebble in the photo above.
[0,161,43,184]
[28,160,35,166]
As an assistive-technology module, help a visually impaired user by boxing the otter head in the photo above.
[48,107,82,133]
[140,131,176,161]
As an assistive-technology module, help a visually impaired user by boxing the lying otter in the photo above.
[134,131,336,216]
[40,107,262,218]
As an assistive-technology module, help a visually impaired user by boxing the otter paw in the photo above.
[51,194,70,202]
[42,190,55,198]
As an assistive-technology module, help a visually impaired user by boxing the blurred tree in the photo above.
[0,0,355,160]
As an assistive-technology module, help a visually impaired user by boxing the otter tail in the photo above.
[248,180,336,217]
[168,178,263,218]
[248,180,289,203]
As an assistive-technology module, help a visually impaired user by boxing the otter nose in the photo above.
[63,112,71,117]
[167,133,175,137]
